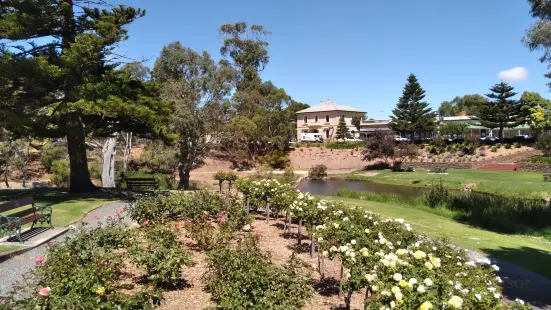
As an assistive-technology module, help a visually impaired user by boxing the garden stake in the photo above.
[297,219,302,244]
[287,215,292,232]
[339,264,344,297]
[345,289,353,310]
[310,224,315,258]
[265,202,270,222]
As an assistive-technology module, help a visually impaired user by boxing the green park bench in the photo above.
[0,197,53,242]
[125,177,159,191]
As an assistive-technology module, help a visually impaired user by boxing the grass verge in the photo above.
[346,169,551,198]
[323,196,551,279]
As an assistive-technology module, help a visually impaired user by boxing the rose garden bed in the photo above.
[0,180,532,310]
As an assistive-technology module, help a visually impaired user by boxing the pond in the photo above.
[297,179,426,198]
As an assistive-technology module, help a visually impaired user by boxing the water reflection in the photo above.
[297,179,426,197]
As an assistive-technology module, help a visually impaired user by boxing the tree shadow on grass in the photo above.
[480,246,551,308]
[0,188,129,206]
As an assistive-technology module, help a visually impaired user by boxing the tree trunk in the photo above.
[4,166,9,188]
[101,136,117,188]
[178,166,191,190]
[297,219,302,245]
[499,127,504,140]
[265,202,270,222]
[218,181,223,193]
[66,114,96,193]
[122,132,133,172]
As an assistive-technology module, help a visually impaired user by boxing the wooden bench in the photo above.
[544,173,551,182]
[0,197,53,242]
[125,178,159,191]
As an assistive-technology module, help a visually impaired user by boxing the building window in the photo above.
[303,116,308,124]
[325,115,329,122]
[315,116,318,123]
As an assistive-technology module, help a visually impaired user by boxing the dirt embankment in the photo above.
[288,147,368,170]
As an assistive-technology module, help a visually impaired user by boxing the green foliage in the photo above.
[335,115,352,140]
[477,82,526,139]
[122,170,176,190]
[520,91,551,132]
[88,162,101,179]
[281,165,296,183]
[4,220,162,309]
[536,134,551,156]
[0,1,173,192]
[390,74,437,137]
[525,155,551,164]
[326,141,368,149]
[425,179,450,208]
[514,142,522,148]
[438,122,470,139]
[523,2,551,89]
[130,225,192,285]
[438,94,488,116]
[204,237,313,310]
[491,146,498,152]
[351,114,364,132]
[134,141,178,174]
[50,159,70,187]
[257,149,289,168]
[40,142,65,173]
[495,143,502,149]
[308,164,328,180]
[127,192,193,224]
[505,143,512,149]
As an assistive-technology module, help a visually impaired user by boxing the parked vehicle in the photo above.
[344,137,363,142]
[514,134,530,140]
[300,133,324,143]
[394,135,409,141]
[480,136,499,142]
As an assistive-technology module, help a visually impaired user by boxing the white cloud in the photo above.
[497,67,528,83]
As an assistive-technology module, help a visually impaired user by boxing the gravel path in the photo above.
[0,201,132,297]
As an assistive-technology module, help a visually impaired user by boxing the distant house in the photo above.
[438,111,531,138]
[295,99,366,141]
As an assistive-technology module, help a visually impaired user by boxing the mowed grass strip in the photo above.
[348,169,551,198]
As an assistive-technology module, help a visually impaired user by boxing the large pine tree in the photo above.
[0,1,172,192]
[389,74,436,140]
[478,82,526,139]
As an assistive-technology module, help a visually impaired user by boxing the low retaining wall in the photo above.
[518,162,551,173]
[405,162,474,170]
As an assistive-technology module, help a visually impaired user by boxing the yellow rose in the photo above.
[419,301,433,310]
[96,287,105,296]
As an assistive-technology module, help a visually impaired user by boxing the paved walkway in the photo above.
[0,201,131,297]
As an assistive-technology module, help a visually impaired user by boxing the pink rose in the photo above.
[119,209,125,213]
[38,287,51,296]
[175,224,181,230]
[143,220,149,226]
[36,256,44,264]
[216,215,227,223]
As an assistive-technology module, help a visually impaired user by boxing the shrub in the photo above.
[524,155,551,164]
[443,153,453,161]
[425,179,450,208]
[204,237,313,309]
[495,143,502,149]
[457,151,465,157]
[491,146,498,152]
[129,225,192,285]
[128,193,192,224]
[308,164,327,180]
[88,162,101,179]
[134,141,178,174]
[514,142,522,148]
[282,165,296,183]
[250,165,274,180]
[5,220,162,309]
[40,142,65,173]
[50,159,70,187]
[479,151,487,157]
[326,141,368,149]
[257,149,289,169]
[536,135,551,156]
[429,167,447,174]
[479,145,486,151]
[504,143,512,149]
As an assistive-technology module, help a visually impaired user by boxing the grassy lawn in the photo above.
[0,244,22,253]
[325,196,551,279]
[348,169,551,197]
[1,189,123,253]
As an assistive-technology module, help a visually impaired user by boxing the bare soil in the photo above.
[158,214,367,310]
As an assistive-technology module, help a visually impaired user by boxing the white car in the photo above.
[394,136,409,141]
[344,138,363,142]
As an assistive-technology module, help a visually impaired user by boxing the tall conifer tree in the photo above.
[478,82,526,139]
[389,74,436,140]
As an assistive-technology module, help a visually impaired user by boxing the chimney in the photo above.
[320,100,325,106]
[327,99,335,105]
[458,111,467,116]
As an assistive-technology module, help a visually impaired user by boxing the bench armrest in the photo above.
[0,215,22,227]
[37,205,53,216]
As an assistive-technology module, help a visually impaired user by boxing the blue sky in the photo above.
[114,0,548,119]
